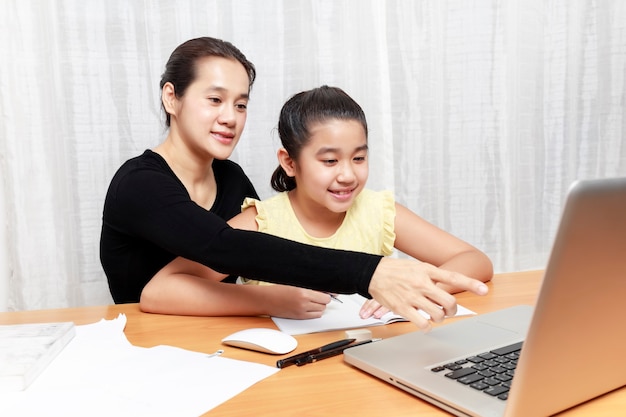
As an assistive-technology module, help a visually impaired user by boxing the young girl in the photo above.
[232,85,492,317]
[154,83,492,321]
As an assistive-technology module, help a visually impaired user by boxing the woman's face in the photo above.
[171,56,250,161]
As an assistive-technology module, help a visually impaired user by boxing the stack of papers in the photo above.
[0,321,75,391]
[0,315,279,417]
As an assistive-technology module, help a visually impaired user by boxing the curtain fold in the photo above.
[1,0,625,311]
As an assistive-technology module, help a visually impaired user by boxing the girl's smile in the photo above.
[329,188,357,201]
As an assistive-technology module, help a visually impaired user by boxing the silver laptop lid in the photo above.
[345,177,626,417]
[505,177,626,416]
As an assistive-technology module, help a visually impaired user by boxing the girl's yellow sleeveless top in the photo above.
[239,189,396,286]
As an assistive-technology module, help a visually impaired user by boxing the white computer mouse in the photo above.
[221,328,298,355]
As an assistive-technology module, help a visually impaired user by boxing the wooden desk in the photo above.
[1,271,624,416]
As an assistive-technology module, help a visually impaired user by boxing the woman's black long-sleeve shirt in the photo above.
[100,150,381,303]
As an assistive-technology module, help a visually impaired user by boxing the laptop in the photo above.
[344,177,626,417]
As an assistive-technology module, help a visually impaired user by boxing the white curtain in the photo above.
[1,0,625,311]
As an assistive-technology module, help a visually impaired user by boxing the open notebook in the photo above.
[272,293,475,335]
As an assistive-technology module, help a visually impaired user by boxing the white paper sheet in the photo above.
[0,314,279,416]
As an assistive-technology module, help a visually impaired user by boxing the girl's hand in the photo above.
[265,285,331,319]
[359,298,390,319]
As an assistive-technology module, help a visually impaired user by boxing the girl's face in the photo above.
[170,56,250,161]
[289,119,369,215]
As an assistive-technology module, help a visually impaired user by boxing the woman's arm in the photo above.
[139,206,334,318]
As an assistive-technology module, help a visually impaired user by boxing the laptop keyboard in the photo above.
[430,341,523,401]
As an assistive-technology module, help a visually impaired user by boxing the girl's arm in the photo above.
[227,204,260,230]
[392,203,493,293]
[140,270,332,318]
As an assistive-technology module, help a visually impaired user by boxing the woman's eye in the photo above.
[208,97,221,103]
[354,156,366,162]
[236,103,248,110]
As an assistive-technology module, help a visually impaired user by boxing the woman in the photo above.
[100,37,490,330]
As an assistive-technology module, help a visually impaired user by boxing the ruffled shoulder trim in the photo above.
[241,196,268,232]
[379,190,396,256]
[241,193,292,233]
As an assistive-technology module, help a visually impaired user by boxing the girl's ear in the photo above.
[277,148,296,177]
[161,82,178,118]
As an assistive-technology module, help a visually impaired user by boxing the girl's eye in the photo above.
[322,159,337,165]
[354,156,366,162]
[236,103,248,110]
[208,97,221,103]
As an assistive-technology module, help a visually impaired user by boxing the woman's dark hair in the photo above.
[160,37,256,127]
[271,85,368,192]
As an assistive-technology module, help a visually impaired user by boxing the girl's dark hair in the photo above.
[271,85,368,192]
[160,37,256,127]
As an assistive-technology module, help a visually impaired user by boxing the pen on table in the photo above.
[276,338,356,368]
[296,338,383,366]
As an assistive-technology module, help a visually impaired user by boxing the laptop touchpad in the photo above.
[419,305,532,362]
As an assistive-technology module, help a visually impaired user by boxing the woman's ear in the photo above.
[161,82,178,118]
[277,148,296,177]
